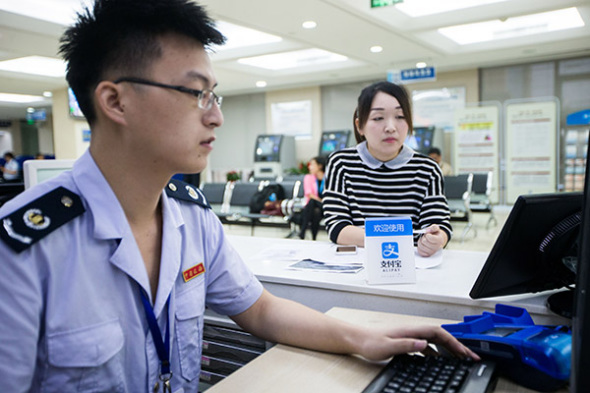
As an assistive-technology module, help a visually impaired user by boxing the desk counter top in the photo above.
[226,235,569,326]
[207,307,553,393]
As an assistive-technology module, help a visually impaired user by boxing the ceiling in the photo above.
[0,0,589,120]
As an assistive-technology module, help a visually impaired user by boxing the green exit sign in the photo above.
[371,0,403,8]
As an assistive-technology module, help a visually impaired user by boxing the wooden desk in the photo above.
[206,307,561,393]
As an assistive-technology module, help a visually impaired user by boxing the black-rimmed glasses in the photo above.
[114,77,222,110]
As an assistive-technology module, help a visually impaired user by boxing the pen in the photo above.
[414,229,428,234]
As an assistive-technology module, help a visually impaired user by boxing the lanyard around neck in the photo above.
[140,289,172,384]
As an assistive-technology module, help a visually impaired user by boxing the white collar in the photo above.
[356,141,415,169]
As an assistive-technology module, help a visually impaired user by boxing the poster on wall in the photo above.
[271,100,312,138]
[412,87,466,131]
[505,100,558,203]
[453,105,500,203]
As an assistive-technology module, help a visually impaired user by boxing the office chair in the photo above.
[444,173,476,242]
[201,182,231,216]
[470,172,497,229]
[224,181,269,235]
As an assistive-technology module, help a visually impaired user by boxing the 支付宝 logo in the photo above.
[382,242,399,259]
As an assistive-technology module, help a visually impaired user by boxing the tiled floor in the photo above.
[222,206,511,254]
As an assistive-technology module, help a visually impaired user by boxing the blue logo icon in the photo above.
[382,242,399,259]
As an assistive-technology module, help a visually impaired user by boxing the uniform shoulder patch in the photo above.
[0,187,85,253]
[165,179,211,209]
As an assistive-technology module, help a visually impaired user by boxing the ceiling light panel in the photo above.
[0,92,45,103]
[213,21,282,51]
[0,56,66,77]
[237,48,348,70]
[0,0,92,25]
[438,7,585,45]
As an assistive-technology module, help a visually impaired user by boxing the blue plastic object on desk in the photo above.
[442,304,571,392]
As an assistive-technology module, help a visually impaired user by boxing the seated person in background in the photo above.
[323,81,452,257]
[427,147,453,176]
[299,156,326,240]
[35,153,45,160]
[0,2,476,391]
[1,152,20,182]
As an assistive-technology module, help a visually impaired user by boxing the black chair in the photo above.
[0,182,25,207]
[279,177,306,238]
[444,173,476,242]
[223,181,270,235]
[200,182,231,215]
[470,172,497,229]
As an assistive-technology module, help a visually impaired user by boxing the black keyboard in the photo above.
[362,354,497,393]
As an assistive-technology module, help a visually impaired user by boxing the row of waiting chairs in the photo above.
[202,173,495,241]
[444,172,497,242]
[201,177,305,235]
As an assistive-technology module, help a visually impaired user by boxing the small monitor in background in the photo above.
[254,135,283,162]
[68,88,85,120]
[23,159,76,189]
[470,191,583,317]
[319,130,351,157]
[406,126,435,154]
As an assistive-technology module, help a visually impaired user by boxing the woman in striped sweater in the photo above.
[323,81,452,257]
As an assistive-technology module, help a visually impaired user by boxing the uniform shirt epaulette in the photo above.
[165,179,211,209]
[0,187,85,253]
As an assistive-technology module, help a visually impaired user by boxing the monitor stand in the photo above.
[546,289,575,319]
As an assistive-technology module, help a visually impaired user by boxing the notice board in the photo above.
[505,100,558,203]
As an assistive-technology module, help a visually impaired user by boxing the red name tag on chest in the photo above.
[183,262,205,282]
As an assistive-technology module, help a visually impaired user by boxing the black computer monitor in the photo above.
[470,191,583,317]
[319,130,350,157]
[254,135,283,162]
[571,143,590,392]
[406,126,435,154]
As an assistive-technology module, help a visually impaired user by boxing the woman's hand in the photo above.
[417,225,448,257]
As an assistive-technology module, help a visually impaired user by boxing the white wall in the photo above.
[37,115,55,155]
[206,70,479,179]
[207,92,266,182]
[0,128,14,155]
[52,88,89,159]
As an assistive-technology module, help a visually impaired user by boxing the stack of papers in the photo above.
[288,259,364,273]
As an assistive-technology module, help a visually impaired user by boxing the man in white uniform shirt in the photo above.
[0,0,477,391]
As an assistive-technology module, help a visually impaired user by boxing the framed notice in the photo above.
[412,87,466,132]
[505,100,558,203]
[270,100,312,138]
[453,104,500,203]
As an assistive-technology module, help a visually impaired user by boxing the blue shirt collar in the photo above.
[356,141,415,169]
[71,150,184,240]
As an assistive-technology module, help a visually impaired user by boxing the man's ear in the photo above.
[94,81,127,126]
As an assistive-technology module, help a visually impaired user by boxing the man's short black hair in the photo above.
[59,0,225,124]
[311,156,327,172]
[427,147,442,156]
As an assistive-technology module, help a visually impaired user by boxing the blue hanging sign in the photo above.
[388,67,436,84]
[566,109,590,126]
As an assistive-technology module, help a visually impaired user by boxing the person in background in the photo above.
[0,2,476,391]
[35,153,45,160]
[323,81,452,257]
[299,156,326,240]
[428,147,453,176]
[1,152,20,182]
